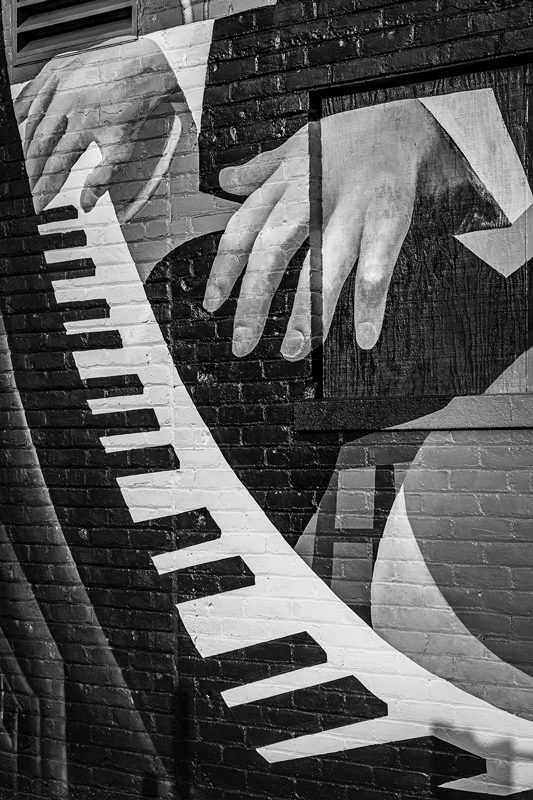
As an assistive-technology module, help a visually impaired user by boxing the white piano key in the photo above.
[221,664,354,708]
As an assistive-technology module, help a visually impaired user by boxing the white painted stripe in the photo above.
[45,247,95,264]
[258,718,431,763]
[441,772,532,796]
[63,306,152,335]
[88,389,171,415]
[100,428,174,454]
[221,665,354,708]
[153,543,226,574]
[117,469,208,522]
[72,348,165,380]
[63,318,117,335]
[179,592,305,657]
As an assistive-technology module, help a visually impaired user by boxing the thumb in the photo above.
[354,188,415,350]
[80,141,135,212]
[220,124,308,196]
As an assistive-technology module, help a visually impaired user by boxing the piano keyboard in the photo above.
[35,143,533,794]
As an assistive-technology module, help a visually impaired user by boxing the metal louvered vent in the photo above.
[14,0,137,65]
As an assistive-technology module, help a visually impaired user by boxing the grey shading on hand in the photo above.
[15,38,185,216]
[203,98,476,360]
[203,125,312,360]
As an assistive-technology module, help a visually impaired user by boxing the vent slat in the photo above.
[17,0,57,7]
[17,0,133,33]
[17,20,132,58]
[14,0,137,65]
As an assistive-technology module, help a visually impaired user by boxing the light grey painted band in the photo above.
[392,393,533,430]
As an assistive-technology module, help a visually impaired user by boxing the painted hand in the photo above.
[204,99,453,358]
[203,125,311,360]
[15,38,181,214]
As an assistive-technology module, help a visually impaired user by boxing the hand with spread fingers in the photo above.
[15,38,183,215]
[204,98,468,359]
[203,125,312,360]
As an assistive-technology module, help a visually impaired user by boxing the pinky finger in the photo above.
[281,250,312,361]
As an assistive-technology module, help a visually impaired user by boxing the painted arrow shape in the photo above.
[421,88,532,277]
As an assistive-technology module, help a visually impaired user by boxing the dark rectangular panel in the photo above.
[295,394,533,431]
[320,65,529,401]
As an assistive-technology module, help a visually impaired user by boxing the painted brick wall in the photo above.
[0,1,533,800]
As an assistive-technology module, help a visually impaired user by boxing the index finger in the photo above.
[219,124,308,196]
[204,173,286,312]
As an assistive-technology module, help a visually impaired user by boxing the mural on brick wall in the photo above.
[1,7,533,800]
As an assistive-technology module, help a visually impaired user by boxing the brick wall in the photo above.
[0,1,533,799]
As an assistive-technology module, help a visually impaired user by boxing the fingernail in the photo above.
[232,327,254,358]
[281,329,305,360]
[33,194,45,214]
[203,289,221,313]
[81,189,97,212]
[356,322,378,350]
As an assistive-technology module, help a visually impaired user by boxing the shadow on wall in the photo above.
[428,725,533,797]
[142,772,161,799]
[174,687,195,800]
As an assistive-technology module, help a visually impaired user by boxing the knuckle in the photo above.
[359,262,389,289]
